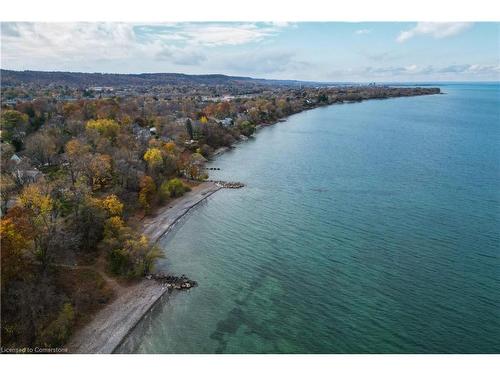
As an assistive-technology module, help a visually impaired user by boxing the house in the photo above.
[12,168,43,185]
[90,86,114,92]
[10,154,22,165]
[218,117,234,128]
[160,135,173,142]
[131,123,151,142]
[3,99,17,106]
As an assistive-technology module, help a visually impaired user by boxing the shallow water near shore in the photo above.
[118,83,500,353]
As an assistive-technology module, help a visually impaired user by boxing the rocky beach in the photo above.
[67,182,221,353]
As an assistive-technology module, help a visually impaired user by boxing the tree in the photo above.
[39,303,75,347]
[163,141,177,155]
[103,216,127,247]
[100,194,124,217]
[1,142,15,168]
[185,118,193,139]
[143,147,163,170]
[138,175,156,214]
[62,102,80,118]
[85,154,113,191]
[247,107,261,124]
[73,192,107,252]
[102,216,163,277]
[64,139,91,186]
[159,178,190,202]
[0,173,16,214]
[0,207,32,290]
[276,98,291,116]
[180,152,207,180]
[126,235,163,276]
[85,118,120,142]
[198,144,212,158]
[24,130,58,166]
[18,184,57,269]
[318,92,329,103]
[102,216,130,274]
[0,109,29,148]
[209,101,231,119]
[237,120,256,137]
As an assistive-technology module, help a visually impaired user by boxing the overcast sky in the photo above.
[1,22,499,82]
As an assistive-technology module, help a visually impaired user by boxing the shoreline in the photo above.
[67,90,441,353]
[209,89,441,161]
[142,182,222,244]
[67,182,221,353]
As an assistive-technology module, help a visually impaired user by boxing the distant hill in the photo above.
[0,69,318,88]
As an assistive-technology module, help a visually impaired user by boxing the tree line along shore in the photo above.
[0,78,440,350]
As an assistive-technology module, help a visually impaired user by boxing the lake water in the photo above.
[118,83,500,353]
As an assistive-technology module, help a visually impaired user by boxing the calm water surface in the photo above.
[119,83,500,353]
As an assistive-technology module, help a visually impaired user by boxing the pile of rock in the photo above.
[147,273,198,290]
[213,181,245,189]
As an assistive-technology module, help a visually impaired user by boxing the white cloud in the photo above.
[0,22,289,71]
[397,22,473,43]
[1,23,143,62]
[169,23,281,46]
[329,63,500,81]
[355,29,371,35]
[404,64,418,72]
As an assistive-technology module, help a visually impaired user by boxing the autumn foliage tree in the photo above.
[0,207,32,290]
[159,178,191,202]
[0,109,29,148]
[100,194,124,216]
[24,129,58,166]
[143,147,163,170]
[18,183,57,269]
[102,216,163,277]
[64,138,90,186]
[138,175,156,214]
[85,118,120,143]
[85,153,113,191]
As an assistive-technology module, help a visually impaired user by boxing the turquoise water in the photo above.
[119,83,500,353]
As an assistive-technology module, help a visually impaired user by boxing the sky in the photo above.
[1,22,499,82]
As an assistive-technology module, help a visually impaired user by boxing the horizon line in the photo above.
[2,68,499,85]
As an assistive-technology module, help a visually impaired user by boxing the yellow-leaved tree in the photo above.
[143,147,163,170]
[163,141,177,155]
[100,194,124,217]
[18,184,56,268]
[85,119,120,141]
[0,207,32,290]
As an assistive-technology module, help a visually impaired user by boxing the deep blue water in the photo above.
[119,83,500,353]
